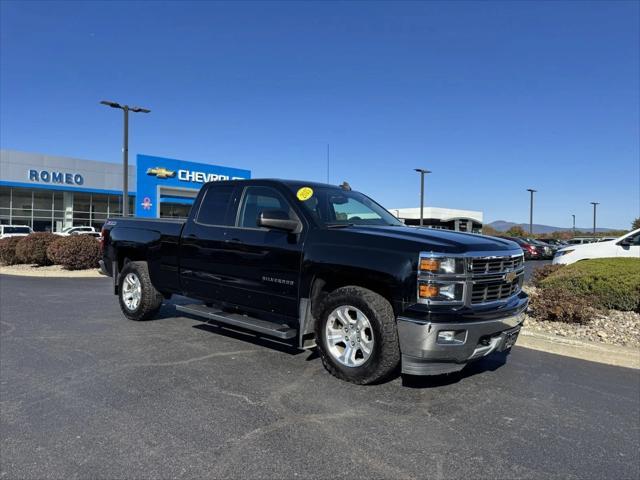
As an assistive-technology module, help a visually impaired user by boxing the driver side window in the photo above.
[237,186,296,229]
[625,233,640,246]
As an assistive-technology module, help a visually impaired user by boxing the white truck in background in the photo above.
[553,229,640,264]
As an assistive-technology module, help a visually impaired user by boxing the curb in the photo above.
[518,328,640,369]
[0,266,103,278]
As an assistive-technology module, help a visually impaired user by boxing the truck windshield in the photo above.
[293,187,403,227]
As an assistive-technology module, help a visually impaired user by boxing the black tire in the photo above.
[315,286,400,385]
[118,261,163,321]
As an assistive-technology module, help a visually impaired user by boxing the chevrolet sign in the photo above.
[177,169,244,183]
[146,167,176,179]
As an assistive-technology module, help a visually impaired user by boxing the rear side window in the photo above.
[196,185,236,226]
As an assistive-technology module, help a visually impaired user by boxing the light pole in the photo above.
[590,202,599,237]
[571,214,576,237]
[414,168,431,227]
[100,100,151,217]
[526,188,537,235]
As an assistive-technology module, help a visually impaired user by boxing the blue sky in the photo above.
[1,0,638,229]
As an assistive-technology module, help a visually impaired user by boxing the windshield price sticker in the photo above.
[297,187,314,201]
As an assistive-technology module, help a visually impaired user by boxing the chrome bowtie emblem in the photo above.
[504,271,517,283]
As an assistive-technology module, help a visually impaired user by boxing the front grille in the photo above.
[471,256,524,274]
[471,276,523,304]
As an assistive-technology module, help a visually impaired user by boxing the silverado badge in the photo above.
[146,167,176,179]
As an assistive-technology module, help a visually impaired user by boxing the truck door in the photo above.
[219,185,304,320]
[179,184,239,300]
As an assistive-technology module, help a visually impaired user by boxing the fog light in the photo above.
[437,331,456,342]
[437,330,466,344]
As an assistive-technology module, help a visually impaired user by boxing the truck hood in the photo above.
[336,225,521,254]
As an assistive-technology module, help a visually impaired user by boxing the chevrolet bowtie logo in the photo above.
[504,271,517,283]
[146,167,176,179]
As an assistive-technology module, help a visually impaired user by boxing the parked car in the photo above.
[55,226,97,236]
[101,179,528,384]
[596,237,617,242]
[566,237,597,245]
[538,238,568,247]
[524,238,555,259]
[0,225,33,239]
[70,231,102,240]
[553,229,640,265]
[496,236,541,260]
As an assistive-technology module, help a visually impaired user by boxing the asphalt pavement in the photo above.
[524,259,552,283]
[1,274,638,479]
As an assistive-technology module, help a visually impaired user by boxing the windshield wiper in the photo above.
[325,223,355,229]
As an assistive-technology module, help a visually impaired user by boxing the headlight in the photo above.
[554,249,574,257]
[419,256,462,274]
[418,281,464,303]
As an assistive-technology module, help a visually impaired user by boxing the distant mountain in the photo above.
[486,220,618,235]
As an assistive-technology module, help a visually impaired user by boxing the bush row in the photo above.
[0,234,100,270]
[529,258,640,324]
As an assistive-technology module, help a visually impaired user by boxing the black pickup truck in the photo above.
[101,179,528,384]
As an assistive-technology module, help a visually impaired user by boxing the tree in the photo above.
[632,218,640,230]
[481,225,499,237]
[506,226,526,237]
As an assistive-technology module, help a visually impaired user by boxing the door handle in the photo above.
[226,238,243,244]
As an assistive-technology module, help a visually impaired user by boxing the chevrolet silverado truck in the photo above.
[100,179,528,384]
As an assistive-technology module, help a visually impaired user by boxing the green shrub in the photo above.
[531,264,564,287]
[540,258,640,312]
[15,232,58,266]
[0,237,24,265]
[47,235,100,270]
[528,288,597,324]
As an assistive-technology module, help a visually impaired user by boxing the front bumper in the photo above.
[397,304,527,376]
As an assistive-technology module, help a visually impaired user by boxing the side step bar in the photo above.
[175,304,297,340]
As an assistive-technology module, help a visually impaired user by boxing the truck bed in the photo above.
[102,217,187,293]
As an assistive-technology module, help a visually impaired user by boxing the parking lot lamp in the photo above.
[100,100,151,217]
[526,189,537,235]
[414,168,431,227]
[572,214,576,237]
[590,202,599,237]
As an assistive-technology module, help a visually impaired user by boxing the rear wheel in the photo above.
[118,261,163,321]
[316,286,400,384]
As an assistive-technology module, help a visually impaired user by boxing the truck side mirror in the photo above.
[258,210,301,233]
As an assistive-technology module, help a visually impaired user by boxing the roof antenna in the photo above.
[340,181,351,191]
[326,144,330,184]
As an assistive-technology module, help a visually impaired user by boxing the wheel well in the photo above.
[309,274,396,321]
[116,248,145,271]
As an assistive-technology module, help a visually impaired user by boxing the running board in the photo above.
[175,304,297,340]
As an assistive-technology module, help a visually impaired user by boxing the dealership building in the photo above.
[1,149,482,233]
[0,150,250,232]
[389,207,483,233]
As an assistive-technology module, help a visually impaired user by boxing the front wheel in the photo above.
[315,286,400,385]
[118,261,163,321]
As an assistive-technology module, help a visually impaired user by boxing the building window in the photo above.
[0,188,135,230]
[91,194,109,230]
[10,188,32,227]
[0,187,10,225]
[33,191,54,232]
[73,193,91,225]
